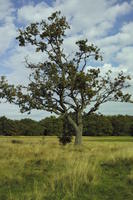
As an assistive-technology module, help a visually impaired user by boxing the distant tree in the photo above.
[40,116,62,136]
[18,118,43,136]
[83,114,113,136]
[1,11,132,144]
[0,116,18,136]
[109,115,132,136]
[0,114,132,137]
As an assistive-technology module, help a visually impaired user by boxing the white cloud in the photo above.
[3,45,47,85]
[95,21,133,64]
[17,0,132,40]
[0,0,16,54]
[99,102,133,116]
[55,0,131,39]
[18,2,53,24]
[0,102,51,120]
[98,22,133,47]
[0,0,14,22]
[86,63,129,78]
[116,47,133,74]
[0,23,16,54]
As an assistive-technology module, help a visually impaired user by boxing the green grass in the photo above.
[0,136,133,200]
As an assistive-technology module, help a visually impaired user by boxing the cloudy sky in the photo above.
[0,0,133,120]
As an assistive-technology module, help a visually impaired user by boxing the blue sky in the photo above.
[0,0,133,120]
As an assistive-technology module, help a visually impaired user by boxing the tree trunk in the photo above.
[67,111,83,145]
[74,124,82,145]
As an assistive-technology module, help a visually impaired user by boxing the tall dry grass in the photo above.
[0,136,133,199]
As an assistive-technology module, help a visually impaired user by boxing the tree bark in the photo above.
[74,124,82,145]
[67,111,83,145]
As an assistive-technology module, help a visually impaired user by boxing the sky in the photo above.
[0,0,133,120]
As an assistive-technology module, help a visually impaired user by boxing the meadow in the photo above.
[0,136,133,200]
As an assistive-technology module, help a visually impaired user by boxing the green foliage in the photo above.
[0,76,16,103]
[0,114,133,137]
[83,114,113,136]
[109,115,133,136]
[0,116,18,136]
[40,116,63,136]
[18,118,44,136]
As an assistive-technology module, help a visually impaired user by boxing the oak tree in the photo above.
[3,11,132,145]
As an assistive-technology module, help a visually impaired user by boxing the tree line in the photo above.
[0,114,133,137]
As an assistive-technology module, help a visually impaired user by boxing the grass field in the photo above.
[0,136,133,200]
